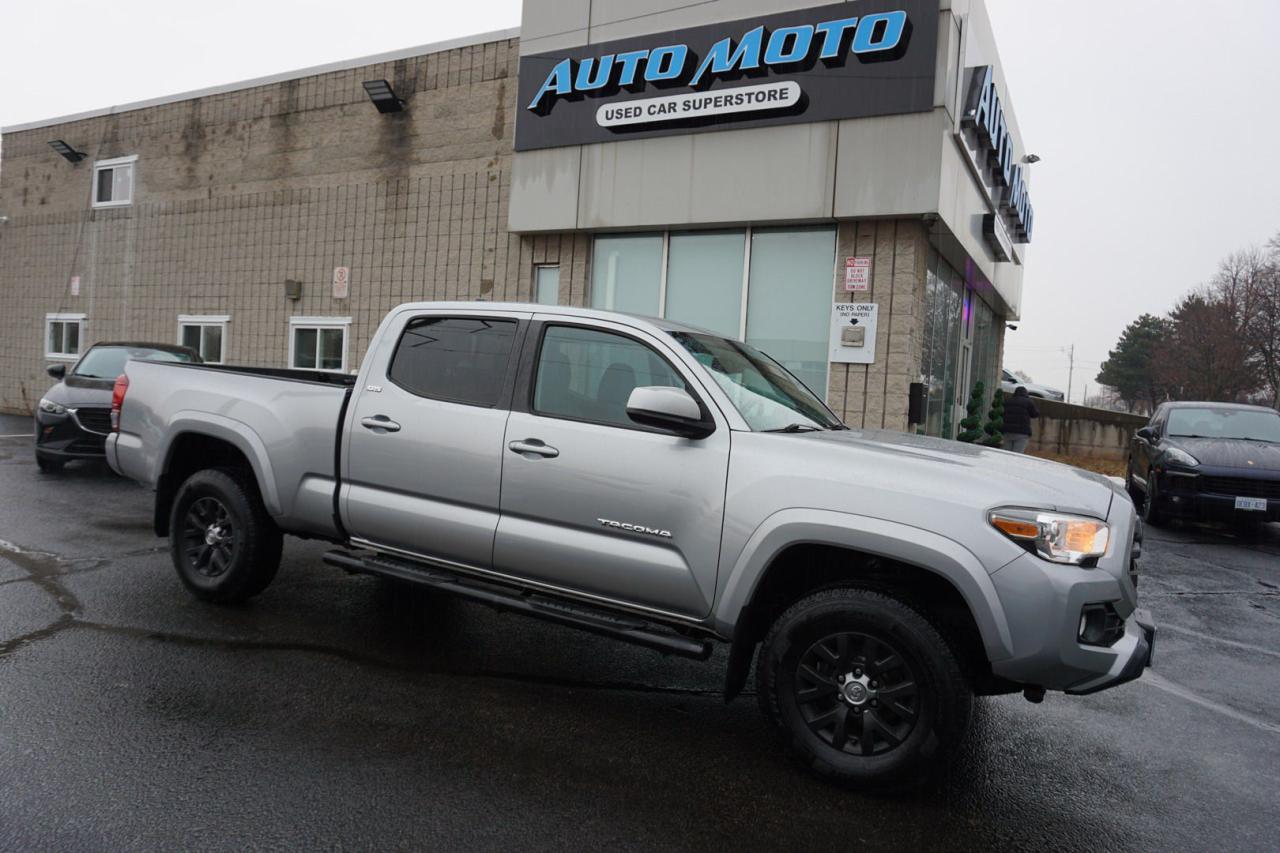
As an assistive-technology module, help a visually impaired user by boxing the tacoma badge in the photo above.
[597,518,672,538]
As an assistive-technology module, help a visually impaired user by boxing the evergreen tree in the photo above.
[982,388,1004,447]
[957,381,985,443]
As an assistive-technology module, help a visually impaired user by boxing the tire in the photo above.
[35,452,65,473]
[169,468,283,603]
[1124,458,1141,504]
[756,587,972,791]
[1141,471,1166,526]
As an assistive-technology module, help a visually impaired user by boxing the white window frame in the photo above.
[91,154,138,209]
[178,314,230,364]
[288,316,351,373]
[45,313,86,360]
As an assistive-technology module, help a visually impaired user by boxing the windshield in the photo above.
[1166,407,1280,442]
[73,346,196,379]
[670,332,843,431]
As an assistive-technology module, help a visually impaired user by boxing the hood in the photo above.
[1169,436,1280,473]
[796,427,1120,518]
[44,376,114,408]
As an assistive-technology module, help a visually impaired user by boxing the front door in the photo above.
[341,309,527,568]
[494,320,731,618]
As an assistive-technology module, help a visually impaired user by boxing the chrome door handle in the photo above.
[361,415,401,433]
[508,439,559,458]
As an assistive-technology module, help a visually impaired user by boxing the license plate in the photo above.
[1234,496,1268,511]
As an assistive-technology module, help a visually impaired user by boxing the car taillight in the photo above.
[110,374,129,431]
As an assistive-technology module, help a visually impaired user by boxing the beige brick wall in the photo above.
[827,219,928,430]
[0,37,594,414]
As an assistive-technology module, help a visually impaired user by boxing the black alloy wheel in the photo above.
[795,632,921,757]
[181,496,238,579]
[1142,470,1166,525]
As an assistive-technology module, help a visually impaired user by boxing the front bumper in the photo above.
[34,408,110,459]
[1154,469,1280,522]
[988,543,1153,695]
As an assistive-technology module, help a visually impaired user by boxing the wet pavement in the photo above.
[1,412,1278,851]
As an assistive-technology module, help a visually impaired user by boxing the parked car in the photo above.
[105,303,1153,789]
[1000,369,1065,401]
[36,342,200,472]
[1127,401,1280,526]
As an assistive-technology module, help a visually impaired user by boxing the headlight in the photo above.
[1161,447,1199,467]
[38,398,67,416]
[989,508,1111,565]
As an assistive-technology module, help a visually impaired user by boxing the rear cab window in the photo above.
[387,316,519,408]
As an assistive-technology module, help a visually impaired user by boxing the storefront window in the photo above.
[665,231,746,338]
[745,227,836,396]
[588,227,836,401]
[590,234,664,316]
[918,251,1002,439]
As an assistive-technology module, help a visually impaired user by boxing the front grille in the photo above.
[1199,476,1280,500]
[73,407,112,435]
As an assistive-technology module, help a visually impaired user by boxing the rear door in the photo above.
[493,318,731,619]
[341,308,528,568]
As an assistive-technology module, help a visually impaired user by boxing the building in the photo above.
[0,0,1033,438]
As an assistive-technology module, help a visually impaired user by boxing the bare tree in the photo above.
[1206,239,1280,407]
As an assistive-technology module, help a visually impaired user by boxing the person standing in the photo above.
[1002,386,1039,453]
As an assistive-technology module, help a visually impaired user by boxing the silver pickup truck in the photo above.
[107,302,1154,788]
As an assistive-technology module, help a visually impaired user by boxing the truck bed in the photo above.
[109,360,354,539]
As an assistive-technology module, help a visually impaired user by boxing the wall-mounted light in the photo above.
[362,79,405,113]
[48,140,86,162]
[1022,154,1041,164]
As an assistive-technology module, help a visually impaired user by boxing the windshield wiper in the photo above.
[764,423,824,433]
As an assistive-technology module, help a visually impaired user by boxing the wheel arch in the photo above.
[717,510,1015,702]
[154,420,278,537]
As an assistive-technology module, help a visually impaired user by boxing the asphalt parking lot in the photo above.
[2,412,1278,852]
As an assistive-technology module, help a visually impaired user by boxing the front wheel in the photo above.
[1141,472,1167,526]
[756,588,972,790]
[169,468,282,603]
[35,452,65,473]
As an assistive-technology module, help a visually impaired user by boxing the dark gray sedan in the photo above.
[35,342,200,472]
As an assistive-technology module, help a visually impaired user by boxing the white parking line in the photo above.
[1141,672,1280,735]
[0,434,32,439]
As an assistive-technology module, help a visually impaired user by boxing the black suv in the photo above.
[36,342,200,472]
[1127,401,1280,525]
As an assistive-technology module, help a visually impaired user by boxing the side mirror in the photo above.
[626,386,715,439]
[47,364,66,380]
[1135,427,1154,442]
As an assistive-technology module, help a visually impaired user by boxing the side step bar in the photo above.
[323,549,714,661]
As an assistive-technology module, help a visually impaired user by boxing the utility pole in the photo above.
[1062,344,1076,403]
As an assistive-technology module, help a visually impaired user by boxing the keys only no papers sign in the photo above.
[829,302,879,364]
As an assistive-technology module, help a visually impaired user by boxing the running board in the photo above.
[323,549,714,661]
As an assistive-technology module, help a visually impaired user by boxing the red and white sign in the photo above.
[844,257,871,292]
[332,266,350,300]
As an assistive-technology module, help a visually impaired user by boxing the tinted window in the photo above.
[73,346,195,379]
[388,316,517,407]
[534,326,686,428]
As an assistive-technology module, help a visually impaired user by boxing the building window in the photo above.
[91,155,137,208]
[178,315,229,364]
[534,265,561,305]
[289,317,350,372]
[590,227,836,398]
[46,313,86,359]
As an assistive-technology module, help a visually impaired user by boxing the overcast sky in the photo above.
[3,0,1279,401]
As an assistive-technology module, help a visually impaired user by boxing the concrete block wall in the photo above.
[0,36,591,414]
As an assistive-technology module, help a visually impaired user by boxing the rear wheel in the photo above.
[169,468,282,603]
[756,588,972,790]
